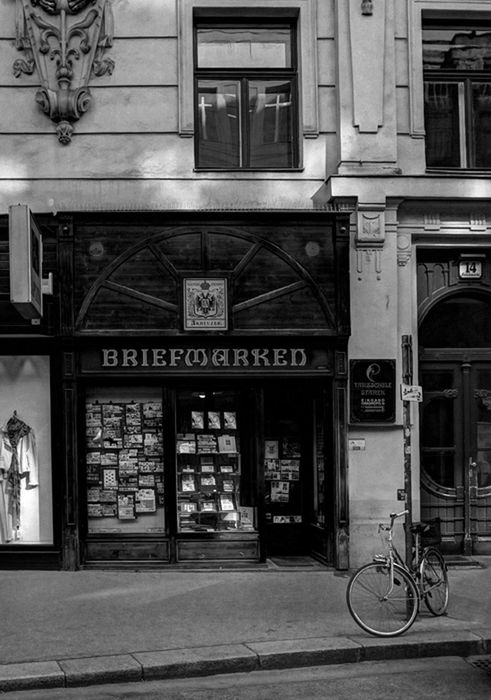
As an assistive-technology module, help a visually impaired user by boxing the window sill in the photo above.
[194,167,305,173]
[426,168,491,176]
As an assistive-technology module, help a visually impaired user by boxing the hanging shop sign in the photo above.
[350,359,396,422]
[81,344,334,374]
[9,204,43,319]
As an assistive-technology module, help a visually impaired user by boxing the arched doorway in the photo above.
[419,293,491,555]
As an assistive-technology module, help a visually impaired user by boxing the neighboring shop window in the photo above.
[85,388,165,534]
[0,356,53,545]
[176,389,256,532]
[423,20,491,168]
[194,20,298,169]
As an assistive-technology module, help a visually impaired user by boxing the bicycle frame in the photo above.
[374,510,445,601]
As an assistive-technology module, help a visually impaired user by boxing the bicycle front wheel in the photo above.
[420,547,449,616]
[346,562,419,637]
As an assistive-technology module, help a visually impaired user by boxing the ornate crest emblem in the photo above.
[13,0,114,143]
[183,279,228,331]
[194,281,217,318]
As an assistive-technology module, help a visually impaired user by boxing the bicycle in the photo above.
[346,510,449,637]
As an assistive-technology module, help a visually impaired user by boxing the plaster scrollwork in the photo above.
[13,0,115,144]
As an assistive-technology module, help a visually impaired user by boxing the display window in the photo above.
[0,355,53,545]
[85,387,165,535]
[176,389,256,533]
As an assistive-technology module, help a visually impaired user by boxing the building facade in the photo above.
[0,0,490,570]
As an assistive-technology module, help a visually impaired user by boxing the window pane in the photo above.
[197,26,291,68]
[248,80,294,168]
[197,81,240,168]
[472,82,491,167]
[424,82,461,166]
[176,389,256,533]
[85,387,165,535]
[423,29,491,71]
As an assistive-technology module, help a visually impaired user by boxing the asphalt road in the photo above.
[3,656,491,700]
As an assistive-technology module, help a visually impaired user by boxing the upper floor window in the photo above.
[194,20,298,170]
[423,21,491,169]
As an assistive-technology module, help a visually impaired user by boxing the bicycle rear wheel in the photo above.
[420,547,449,616]
[346,562,419,637]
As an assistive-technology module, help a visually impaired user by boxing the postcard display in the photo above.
[264,437,302,525]
[176,394,254,532]
[85,389,165,534]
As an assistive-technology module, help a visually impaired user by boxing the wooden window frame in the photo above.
[194,19,300,170]
[178,0,319,148]
[422,18,491,169]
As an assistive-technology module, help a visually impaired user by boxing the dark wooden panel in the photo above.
[85,539,169,561]
[73,215,348,334]
[177,538,259,561]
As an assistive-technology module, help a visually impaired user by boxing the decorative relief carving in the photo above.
[475,390,491,410]
[356,248,382,279]
[13,0,114,144]
[423,213,440,231]
[356,210,385,248]
[443,389,458,399]
[470,213,487,231]
[397,234,412,267]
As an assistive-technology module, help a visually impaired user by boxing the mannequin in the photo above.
[0,412,38,543]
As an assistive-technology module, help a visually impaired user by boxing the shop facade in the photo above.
[0,211,351,569]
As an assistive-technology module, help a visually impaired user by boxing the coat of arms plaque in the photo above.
[183,278,228,330]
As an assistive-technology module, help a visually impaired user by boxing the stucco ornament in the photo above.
[13,0,115,144]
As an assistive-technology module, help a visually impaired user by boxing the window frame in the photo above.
[423,18,491,169]
[408,1,491,169]
[178,0,319,150]
[193,18,300,170]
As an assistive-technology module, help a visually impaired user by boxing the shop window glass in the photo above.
[0,356,53,545]
[176,389,256,532]
[85,388,165,535]
[195,22,298,169]
[423,23,491,168]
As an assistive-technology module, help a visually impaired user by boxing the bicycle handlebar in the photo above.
[389,510,409,522]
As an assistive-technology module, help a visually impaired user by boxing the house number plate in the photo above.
[459,260,482,279]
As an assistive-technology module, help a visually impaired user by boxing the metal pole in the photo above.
[402,335,413,566]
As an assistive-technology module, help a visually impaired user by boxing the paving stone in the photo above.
[0,661,64,692]
[58,654,142,687]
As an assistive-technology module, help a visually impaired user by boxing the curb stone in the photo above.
[0,631,490,693]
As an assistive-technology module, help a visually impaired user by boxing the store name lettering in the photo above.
[101,347,308,369]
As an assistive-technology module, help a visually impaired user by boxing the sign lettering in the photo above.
[100,347,308,369]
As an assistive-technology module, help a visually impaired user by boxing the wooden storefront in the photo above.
[1,210,351,569]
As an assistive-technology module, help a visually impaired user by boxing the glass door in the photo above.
[420,357,491,554]
[262,382,310,556]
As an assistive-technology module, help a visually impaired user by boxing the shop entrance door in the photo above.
[262,382,331,559]
[420,354,491,554]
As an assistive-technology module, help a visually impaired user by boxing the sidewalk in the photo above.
[1,557,490,692]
